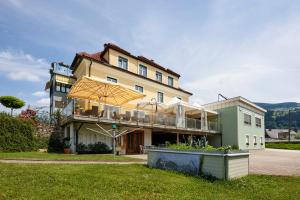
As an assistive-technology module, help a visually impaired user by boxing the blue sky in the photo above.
[0,0,300,112]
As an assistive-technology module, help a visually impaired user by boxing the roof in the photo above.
[202,96,267,113]
[71,43,180,78]
[70,48,192,96]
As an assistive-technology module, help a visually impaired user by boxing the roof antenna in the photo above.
[218,94,228,101]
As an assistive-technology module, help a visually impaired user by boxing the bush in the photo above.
[167,143,235,153]
[47,131,64,153]
[34,136,49,149]
[0,112,36,152]
[77,142,112,154]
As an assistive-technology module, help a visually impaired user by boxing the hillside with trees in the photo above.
[256,102,300,130]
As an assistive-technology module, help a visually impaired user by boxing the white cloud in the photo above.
[0,50,49,82]
[32,91,48,97]
[36,98,50,107]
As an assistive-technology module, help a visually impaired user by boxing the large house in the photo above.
[47,43,266,153]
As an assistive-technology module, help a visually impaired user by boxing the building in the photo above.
[265,129,296,140]
[48,43,266,153]
[203,97,266,150]
[45,62,76,118]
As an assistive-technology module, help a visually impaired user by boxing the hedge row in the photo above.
[0,112,38,152]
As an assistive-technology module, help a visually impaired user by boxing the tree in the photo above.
[0,96,25,116]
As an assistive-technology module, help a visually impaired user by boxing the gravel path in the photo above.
[250,148,300,176]
[0,159,146,165]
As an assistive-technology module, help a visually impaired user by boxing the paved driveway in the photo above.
[250,148,300,176]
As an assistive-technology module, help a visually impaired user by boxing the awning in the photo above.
[166,97,218,116]
[67,76,145,106]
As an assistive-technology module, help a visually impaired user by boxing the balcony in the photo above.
[62,99,219,134]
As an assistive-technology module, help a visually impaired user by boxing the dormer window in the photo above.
[139,64,147,77]
[156,71,162,82]
[118,56,128,70]
[168,76,174,87]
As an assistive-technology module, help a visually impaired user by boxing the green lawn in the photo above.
[266,143,300,150]
[0,164,299,200]
[0,152,142,162]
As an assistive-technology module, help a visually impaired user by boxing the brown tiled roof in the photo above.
[103,43,180,77]
[77,51,107,63]
[71,53,192,95]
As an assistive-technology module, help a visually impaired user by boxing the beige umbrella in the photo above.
[67,76,145,105]
[67,76,145,156]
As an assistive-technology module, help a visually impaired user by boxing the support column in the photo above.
[201,111,204,130]
[176,133,179,144]
[69,123,76,153]
[204,111,208,130]
[64,126,67,138]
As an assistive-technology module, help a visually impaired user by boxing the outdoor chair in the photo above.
[91,106,98,117]
[124,111,131,121]
[112,111,120,120]
[144,115,150,123]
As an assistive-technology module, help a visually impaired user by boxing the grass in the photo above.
[0,164,299,200]
[0,152,142,162]
[266,143,300,150]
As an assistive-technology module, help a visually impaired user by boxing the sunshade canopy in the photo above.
[166,97,218,116]
[67,76,145,105]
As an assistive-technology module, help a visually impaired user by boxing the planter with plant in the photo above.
[63,137,71,154]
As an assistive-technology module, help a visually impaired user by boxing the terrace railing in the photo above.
[62,99,219,132]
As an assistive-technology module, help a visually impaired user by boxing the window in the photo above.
[55,83,70,93]
[255,117,261,127]
[168,76,174,87]
[139,64,147,77]
[61,84,66,93]
[66,85,71,93]
[118,56,128,70]
[253,136,257,145]
[157,92,164,103]
[244,113,251,125]
[156,71,162,82]
[135,85,143,93]
[107,76,117,83]
[56,83,61,92]
[260,136,263,145]
[246,135,249,145]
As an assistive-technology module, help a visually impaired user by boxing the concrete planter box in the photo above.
[147,149,249,180]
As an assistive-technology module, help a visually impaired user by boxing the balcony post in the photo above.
[201,111,204,130]
[205,111,208,130]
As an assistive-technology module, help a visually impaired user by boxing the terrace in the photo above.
[62,98,220,134]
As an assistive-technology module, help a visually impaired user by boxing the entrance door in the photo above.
[126,130,144,154]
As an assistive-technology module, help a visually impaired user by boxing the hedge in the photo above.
[0,112,37,152]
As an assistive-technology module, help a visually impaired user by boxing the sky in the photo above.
[0,0,300,112]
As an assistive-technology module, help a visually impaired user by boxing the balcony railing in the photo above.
[62,99,219,132]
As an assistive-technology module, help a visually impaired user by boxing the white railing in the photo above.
[61,99,219,132]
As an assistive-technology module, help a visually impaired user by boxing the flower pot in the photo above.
[64,148,71,154]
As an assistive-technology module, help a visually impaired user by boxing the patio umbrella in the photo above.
[67,76,145,156]
[67,76,145,105]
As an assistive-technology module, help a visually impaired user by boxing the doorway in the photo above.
[126,130,144,154]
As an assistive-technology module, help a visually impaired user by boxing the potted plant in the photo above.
[63,137,71,154]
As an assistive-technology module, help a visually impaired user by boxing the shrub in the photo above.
[47,131,64,153]
[77,142,112,154]
[166,143,235,153]
[34,136,49,149]
[0,112,36,152]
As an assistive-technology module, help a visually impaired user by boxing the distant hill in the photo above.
[255,102,300,111]
[255,102,300,130]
